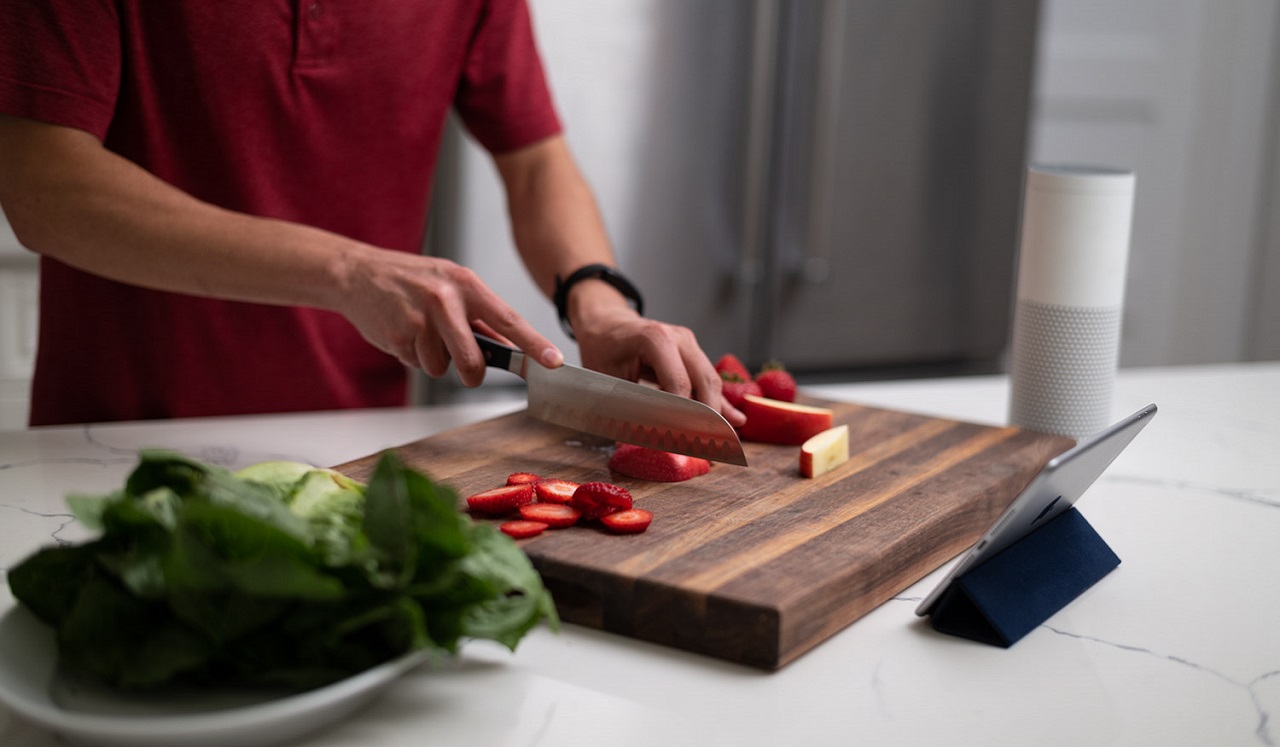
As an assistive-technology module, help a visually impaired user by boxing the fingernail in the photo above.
[541,347,564,367]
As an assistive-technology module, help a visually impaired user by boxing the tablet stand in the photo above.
[927,507,1120,647]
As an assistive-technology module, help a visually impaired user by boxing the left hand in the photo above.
[491,137,742,426]
[571,300,746,428]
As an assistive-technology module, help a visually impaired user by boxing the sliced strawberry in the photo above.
[600,508,653,534]
[755,362,797,402]
[719,373,763,409]
[570,481,633,521]
[499,520,548,539]
[506,472,542,485]
[519,503,582,528]
[714,353,752,382]
[533,479,580,504]
[465,484,535,515]
[608,443,711,482]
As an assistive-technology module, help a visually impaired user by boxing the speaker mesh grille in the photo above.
[1009,300,1121,440]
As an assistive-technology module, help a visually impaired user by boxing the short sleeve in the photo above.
[454,0,562,154]
[0,0,121,140]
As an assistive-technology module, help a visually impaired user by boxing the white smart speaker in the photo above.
[1008,165,1136,441]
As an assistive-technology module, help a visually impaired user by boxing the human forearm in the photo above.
[495,135,638,333]
[0,114,362,311]
[0,114,562,384]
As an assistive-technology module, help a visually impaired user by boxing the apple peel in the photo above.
[738,394,834,445]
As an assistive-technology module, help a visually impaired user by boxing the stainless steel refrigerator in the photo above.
[423,0,1041,400]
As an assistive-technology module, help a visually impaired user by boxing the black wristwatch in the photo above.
[553,263,645,340]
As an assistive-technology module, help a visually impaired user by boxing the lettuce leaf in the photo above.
[7,450,557,691]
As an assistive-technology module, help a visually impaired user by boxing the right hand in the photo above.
[334,249,563,387]
[0,113,560,390]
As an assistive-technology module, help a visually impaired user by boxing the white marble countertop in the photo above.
[2,363,1278,746]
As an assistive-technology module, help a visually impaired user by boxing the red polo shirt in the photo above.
[0,0,561,425]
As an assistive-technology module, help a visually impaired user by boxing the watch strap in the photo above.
[553,263,644,340]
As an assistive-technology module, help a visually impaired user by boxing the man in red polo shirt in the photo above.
[0,1,742,428]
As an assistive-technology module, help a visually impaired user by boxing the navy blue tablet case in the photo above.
[928,507,1120,647]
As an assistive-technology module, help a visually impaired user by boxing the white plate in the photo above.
[0,605,430,747]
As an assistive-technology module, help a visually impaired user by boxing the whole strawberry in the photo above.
[755,361,796,402]
[714,353,752,383]
[719,372,762,409]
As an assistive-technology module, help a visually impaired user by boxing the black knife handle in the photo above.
[474,333,517,373]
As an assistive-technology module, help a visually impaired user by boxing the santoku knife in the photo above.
[475,333,748,466]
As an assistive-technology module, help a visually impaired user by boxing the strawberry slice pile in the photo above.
[464,473,650,537]
[569,481,634,521]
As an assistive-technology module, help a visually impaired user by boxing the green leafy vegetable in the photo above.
[7,450,558,691]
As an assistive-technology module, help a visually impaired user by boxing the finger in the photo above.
[679,338,746,426]
[414,268,495,386]
[723,401,747,427]
[640,327,694,399]
[685,345,730,410]
[416,324,451,379]
[471,319,512,346]
[472,289,563,369]
[437,305,489,388]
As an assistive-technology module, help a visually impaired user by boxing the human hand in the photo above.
[571,304,747,428]
[336,250,563,386]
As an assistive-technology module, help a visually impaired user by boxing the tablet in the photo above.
[915,403,1157,617]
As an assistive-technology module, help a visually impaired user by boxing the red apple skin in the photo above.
[738,395,834,445]
[799,424,850,478]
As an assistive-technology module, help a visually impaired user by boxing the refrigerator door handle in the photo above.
[740,0,781,290]
[797,0,848,287]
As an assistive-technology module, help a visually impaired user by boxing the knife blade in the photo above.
[475,333,748,466]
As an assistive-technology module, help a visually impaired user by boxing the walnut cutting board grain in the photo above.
[333,398,1074,669]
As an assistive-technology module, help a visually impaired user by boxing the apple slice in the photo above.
[738,394,834,445]
[799,424,850,478]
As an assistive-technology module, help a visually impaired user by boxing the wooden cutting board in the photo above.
[333,398,1074,669]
